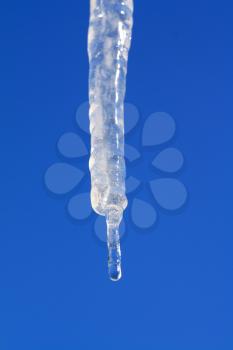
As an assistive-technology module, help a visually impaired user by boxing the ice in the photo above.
[88,0,134,280]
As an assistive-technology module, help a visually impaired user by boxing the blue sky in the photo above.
[0,1,233,349]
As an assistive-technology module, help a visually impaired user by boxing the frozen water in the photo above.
[88,0,134,280]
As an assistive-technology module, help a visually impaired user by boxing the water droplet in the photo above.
[126,176,140,193]
[57,132,88,158]
[152,147,184,173]
[44,163,84,194]
[68,193,92,220]
[125,143,140,162]
[142,112,175,146]
[150,178,187,210]
[131,198,157,229]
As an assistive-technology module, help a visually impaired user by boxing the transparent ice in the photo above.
[88,0,134,280]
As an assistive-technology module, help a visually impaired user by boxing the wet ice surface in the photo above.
[88,0,134,280]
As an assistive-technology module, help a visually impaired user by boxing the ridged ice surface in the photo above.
[88,0,134,280]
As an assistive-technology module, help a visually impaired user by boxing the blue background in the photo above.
[0,1,233,349]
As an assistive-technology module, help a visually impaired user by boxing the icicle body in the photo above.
[88,0,134,280]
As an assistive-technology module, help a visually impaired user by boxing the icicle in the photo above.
[88,0,134,280]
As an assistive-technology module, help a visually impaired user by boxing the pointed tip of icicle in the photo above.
[106,209,123,282]
[109,264,122,282]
